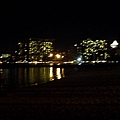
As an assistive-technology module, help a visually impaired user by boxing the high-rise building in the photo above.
[108,40,120,62]
[28,38,54,61]
[17,38,54,62]
[17,42,28,61]
[78,38,108,61]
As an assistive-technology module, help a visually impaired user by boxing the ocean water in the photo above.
[0,66,73,89]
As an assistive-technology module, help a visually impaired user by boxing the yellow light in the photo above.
[55,54,61,59]
[48,53,53,57]
[56,68,61,79]
[33,61,38,64]
[49,67,54,81]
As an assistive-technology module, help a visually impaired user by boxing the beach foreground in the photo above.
[0,64,120,120]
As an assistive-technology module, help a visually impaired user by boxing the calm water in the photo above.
[0,67,72,90]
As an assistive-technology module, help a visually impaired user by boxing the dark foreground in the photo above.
[0,64,120,120]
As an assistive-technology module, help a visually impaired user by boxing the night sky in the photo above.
[0,1,119,54]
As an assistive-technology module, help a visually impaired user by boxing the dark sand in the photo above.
[0,64,120,120]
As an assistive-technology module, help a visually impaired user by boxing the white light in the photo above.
[110,40,119,48]
[35,83,38,85]
[78,63,82,65]
[77,57,81,62]
[74,44,77,46]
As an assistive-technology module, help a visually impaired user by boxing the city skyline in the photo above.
[0,38,120,65]
[0,1,119,54]
[0,37,119,55]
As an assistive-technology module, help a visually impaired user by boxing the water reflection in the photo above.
[0,69,5,89]
[56,68,61,79]
[1,67,65,89]
[50,67,54,81]
[56,68,65,79]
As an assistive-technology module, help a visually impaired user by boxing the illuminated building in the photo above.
[110,40,119,48]
[17,38,54,62]
[28,38,54,61]
[108,40,120,62]
[1,54,11,63]
[2,54,11,58]
[16,38,54,62]
[17,42,28,61]
[79,38,108,61]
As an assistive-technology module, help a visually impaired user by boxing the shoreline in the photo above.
[0,63,120,119]
[0,62,119,68]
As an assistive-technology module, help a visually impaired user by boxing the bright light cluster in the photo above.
[80,38,108,61]
[17,38,54,62]
[110,40,119,48]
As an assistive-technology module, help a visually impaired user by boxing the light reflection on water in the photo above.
[0,67,66,89]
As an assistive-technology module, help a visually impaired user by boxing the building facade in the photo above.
[17,42,28,61]
[77,38,108,62]
[17,38,54,62]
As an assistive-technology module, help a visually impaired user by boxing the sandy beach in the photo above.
[0,64,120,120]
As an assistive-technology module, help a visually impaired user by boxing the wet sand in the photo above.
[0,64,120,120]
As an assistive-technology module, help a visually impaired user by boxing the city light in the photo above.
[77,57,82,62]
[55,54,61,59]
[74,44,77,46]
[110,40,119,48]
[48,53,53,57]
[0,37,120,65]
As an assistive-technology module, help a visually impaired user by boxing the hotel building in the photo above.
[76,38,108,62]
[17,38,54,62]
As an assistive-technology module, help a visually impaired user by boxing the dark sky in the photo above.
[0,1,120,54]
